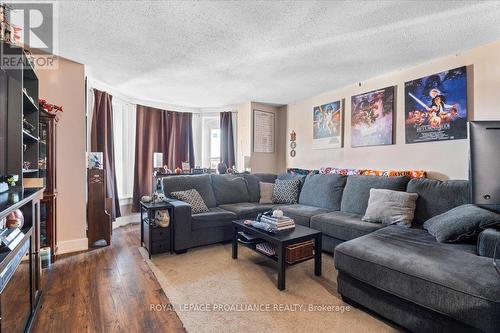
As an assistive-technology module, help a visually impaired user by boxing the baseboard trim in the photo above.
[113,213,140,229]
[57,238,88,255]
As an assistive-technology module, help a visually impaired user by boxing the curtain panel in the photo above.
[132,105,195,210]
[220,111,235,168]
[90,89,121,219]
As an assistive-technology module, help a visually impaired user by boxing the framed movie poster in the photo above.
[312,100,343,149]
[404,66,468,144]
[351,86,394,147]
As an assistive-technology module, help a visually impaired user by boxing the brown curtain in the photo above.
[220,111,235,168]
[132,105,195,210]
[90,89,121,219]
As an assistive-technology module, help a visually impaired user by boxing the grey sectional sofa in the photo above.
[162,172,500,332]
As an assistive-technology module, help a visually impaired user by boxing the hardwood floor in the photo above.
[33,224,186,333]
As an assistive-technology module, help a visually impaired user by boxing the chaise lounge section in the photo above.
[334,178,500,333]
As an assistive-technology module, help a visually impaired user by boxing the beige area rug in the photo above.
[140,244,400,333]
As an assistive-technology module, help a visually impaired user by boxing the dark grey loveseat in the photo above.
[162,173,278,252]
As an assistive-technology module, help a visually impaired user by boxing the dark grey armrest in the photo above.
[168,199,192,251]
[477,228,500,258]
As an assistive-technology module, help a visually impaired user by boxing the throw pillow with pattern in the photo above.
[272,179,300,204]
[171,189,209,214]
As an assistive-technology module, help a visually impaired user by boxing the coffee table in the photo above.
[232,220,322,291]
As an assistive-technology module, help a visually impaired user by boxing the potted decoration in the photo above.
[39,98,64,116]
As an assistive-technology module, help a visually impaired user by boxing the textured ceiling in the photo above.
[55,0,500,107]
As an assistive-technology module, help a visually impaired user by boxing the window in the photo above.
[209,128,220,169]
[112,98,136,200]
[196,113,237,169]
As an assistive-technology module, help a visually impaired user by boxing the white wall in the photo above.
[286,41,500,180]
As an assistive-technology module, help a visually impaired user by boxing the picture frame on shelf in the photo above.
[87,152,103,169]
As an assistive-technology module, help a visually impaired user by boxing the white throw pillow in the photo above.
[259,182,274,204]
[362,189,418,226]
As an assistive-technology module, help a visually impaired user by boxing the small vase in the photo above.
[217,162,227,174]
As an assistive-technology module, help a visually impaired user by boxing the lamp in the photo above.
[244,156,251,173]
[152,152,163,203]
[153,152,163,169]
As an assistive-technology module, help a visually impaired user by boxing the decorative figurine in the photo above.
[217,162,228,174]
[273,208,284,218]
[6,209,24,229]
[141,195,152,203]
[155,210,170,228]
[2,174,19,187]
[156,193,167,202]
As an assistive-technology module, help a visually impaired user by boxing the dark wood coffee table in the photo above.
[232,220,322,291]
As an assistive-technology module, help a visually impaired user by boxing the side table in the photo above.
[140,201,175,258]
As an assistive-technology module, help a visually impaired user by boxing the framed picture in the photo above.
[87,152,103,169]
[181,162,191,172]
[404,66,468,143]
[351,86,395,147]
[312,100,343,149]
[253,110,275,153]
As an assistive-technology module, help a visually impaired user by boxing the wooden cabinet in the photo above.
[39,110,58,261]
[0,188,44,333]
[87,169,112,247]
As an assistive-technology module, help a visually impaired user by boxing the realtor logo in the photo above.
[1,1,58,69]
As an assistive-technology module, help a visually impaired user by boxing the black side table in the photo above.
[140,201,175,258]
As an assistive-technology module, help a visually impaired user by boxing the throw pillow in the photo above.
[170,189,209,214]
[423,204,500,243]
[362,189,419,226]
[259,182,274,204]
[272,179,300,204]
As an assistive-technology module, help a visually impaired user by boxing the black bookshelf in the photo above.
[1,41,40,187]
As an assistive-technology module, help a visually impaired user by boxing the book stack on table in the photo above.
[260,215,295,232]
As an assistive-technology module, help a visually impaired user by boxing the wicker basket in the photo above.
[286,240,314,264]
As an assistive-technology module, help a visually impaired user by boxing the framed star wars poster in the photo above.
[351,86,395,147]
[405,66,468,144]
[312,100,343,149]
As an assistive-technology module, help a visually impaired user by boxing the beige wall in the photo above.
[286,41,500,180]
[36,57,87,253]
[236,101,252,170]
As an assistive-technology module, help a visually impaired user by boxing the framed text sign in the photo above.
[253,110,275,153]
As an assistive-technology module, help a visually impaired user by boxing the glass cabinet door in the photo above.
[39,121,48,188]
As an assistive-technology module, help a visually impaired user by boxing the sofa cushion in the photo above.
[340,175,410,215]
[423,204,500,243]
[163,174,217,208]
[191,207,237,230]
[478,228,500,258]
[244,173,277,202]
[259,182,274,204]
[299,174,347,210]
[362,189,418,227]
[272,179,301,204]
[218,202,274,219]
[210,174,250,205]
[334,226,499,333]
[311,211,384,241]
[406,178,469,225]
[170,189,209,214]
[280,204,331,227]
[277,172,306,185]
